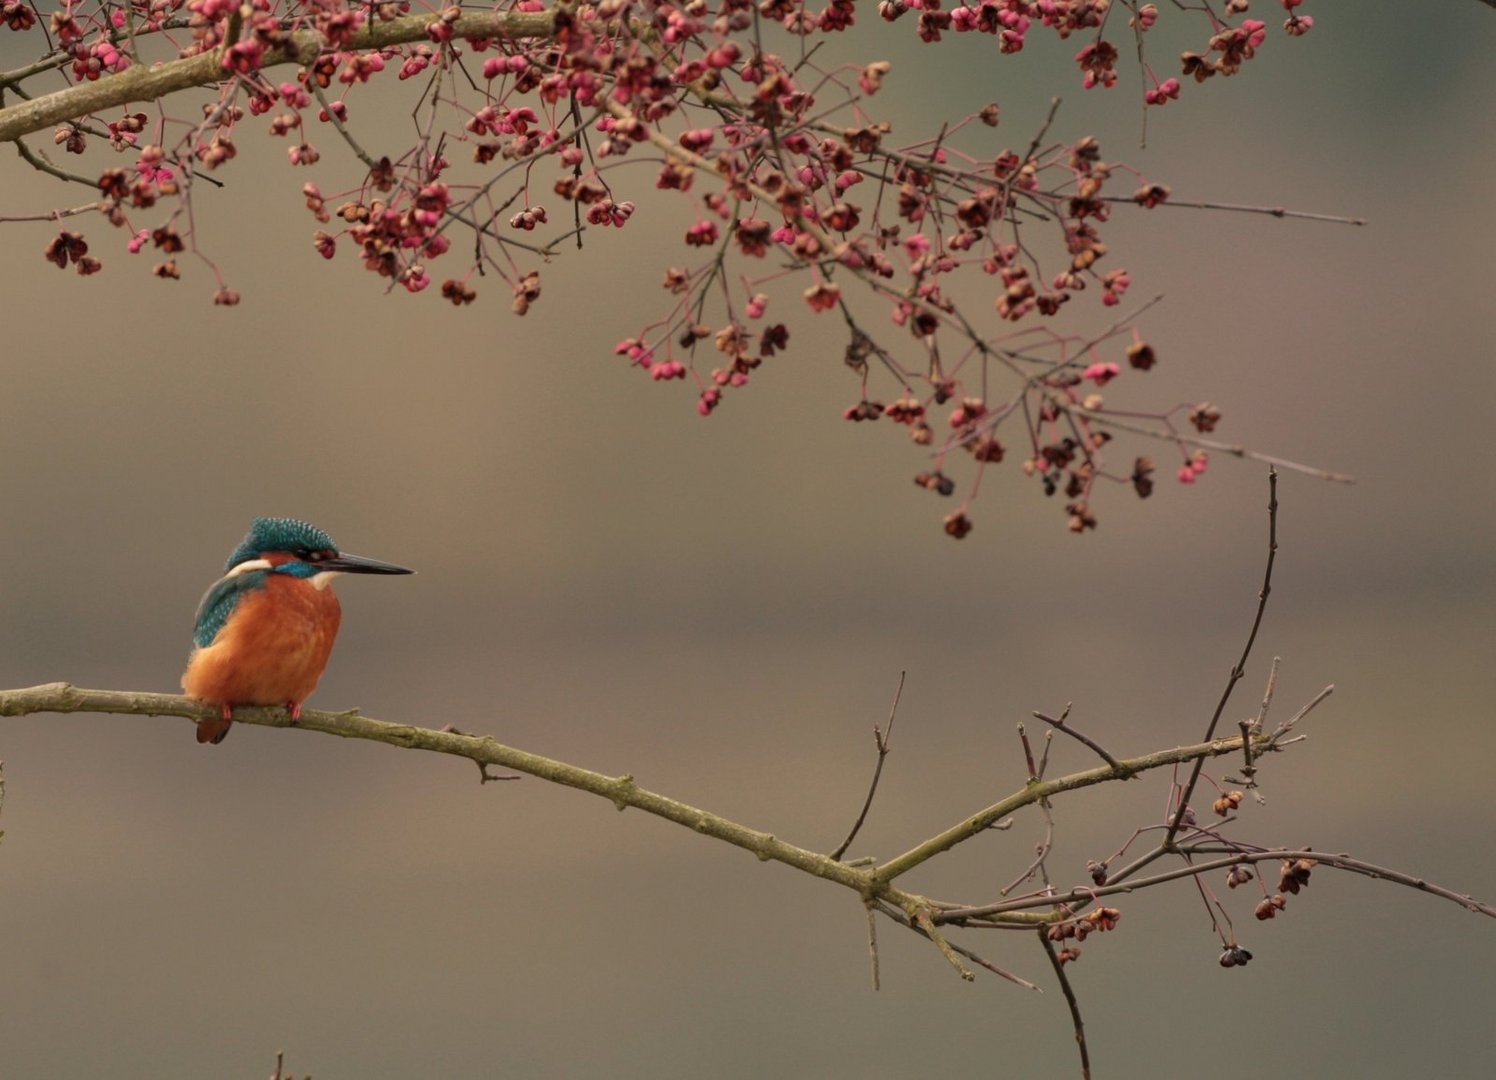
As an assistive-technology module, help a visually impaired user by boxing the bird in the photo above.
[181,516,413,744]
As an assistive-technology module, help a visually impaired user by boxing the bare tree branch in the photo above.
[0,681,894,889]
[2,669,1489,1031]
[0,679,1266,893]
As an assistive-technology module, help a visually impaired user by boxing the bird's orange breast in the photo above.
[181,574,343,709]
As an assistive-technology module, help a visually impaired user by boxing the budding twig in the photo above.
[1016,721,1039,781]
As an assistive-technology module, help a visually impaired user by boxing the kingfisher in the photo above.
[181,517,413,744]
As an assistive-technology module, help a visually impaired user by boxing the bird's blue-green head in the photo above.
[224,517,415,578]
[226,517,337,571]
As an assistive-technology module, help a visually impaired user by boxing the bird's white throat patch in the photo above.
[310,571,344,590]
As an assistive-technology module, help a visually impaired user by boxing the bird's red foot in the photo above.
[286,701,303,723]
[196,703,234,745]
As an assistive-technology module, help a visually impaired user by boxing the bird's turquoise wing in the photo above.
[192,569,268,648]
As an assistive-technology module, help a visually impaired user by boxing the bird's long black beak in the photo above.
[320,552,415,575]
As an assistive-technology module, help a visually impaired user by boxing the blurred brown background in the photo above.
[2,8,1494,1078]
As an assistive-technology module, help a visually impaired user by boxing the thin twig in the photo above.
[1000,793,1055,897]
[1098,844,1167,889]
[913,907,975,981]
[1037,729,1053,781]
[1238,656,1279,788]
[1254,657,1281,733]
[1103,194,1366,226]
[1033,705,1128,775]
[1040,929,1091,1080]
[1165,469,1278,844]
[1017,721,1039,781]
[875,901,1040,990]
[1178,847,1496,918]
[1186,854,1235,943]
[1267,684,1334,745]
[309,81,379,172]
[0,200,99,223]
[1068,407,1356,484]
[1237,718,1256,787]
[830,671,905,861]
[1004,96,1062,210]
[14,135,97,186]
[944,848,1496,921]
[874,730,1271,883]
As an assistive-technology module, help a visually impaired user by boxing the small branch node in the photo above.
[913,907,976,982]
[478,762,521,784]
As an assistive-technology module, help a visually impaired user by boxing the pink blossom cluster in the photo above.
[1,0,1315,532]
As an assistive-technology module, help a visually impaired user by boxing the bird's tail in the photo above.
[196,714,232,745]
